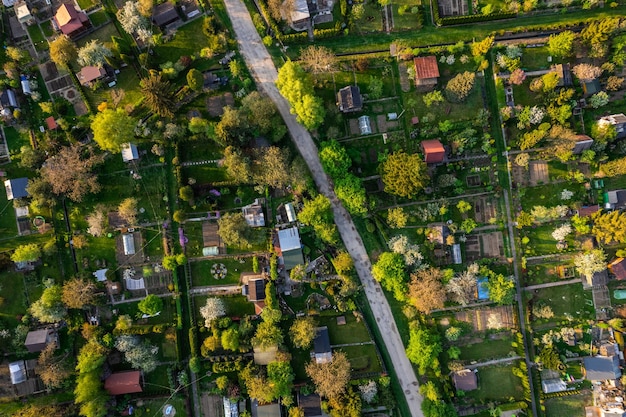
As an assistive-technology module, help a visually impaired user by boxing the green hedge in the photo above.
[431,0,516,26]
[212,359,246,373]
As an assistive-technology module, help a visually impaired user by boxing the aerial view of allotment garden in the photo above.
[3,0,626,416]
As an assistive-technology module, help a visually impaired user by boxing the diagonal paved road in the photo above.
[220,0,423,415]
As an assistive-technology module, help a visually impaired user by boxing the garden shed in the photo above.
[313,326,332,364]
[421,139,446,164]
[337,86,362,113]
[541,378,567,393]
[122,233,136,255]
[4,178,28,200]
[151,2,180,27]
[358,116,372,135]
[104,371,143,395]
[275,227,304,271]
[121,143,139,163]
[24,329,58,353]
[609,258,626,281]
[297,393,324,417]
[413,56,440,90]
[452,369,478,391]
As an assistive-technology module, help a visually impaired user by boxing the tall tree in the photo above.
[334,174,367,216]
[408,268,446,313]
[592,211,626,244]
[41,144,105,202]
[140,74,175,118]
[77,40,112,67]
[223,146,253,182]
[241,91,278,135]
[574,249,607,279]
[572,63,603,82]
[289,316,317,349]
[380,151,429,198]
[371,252,408,302]
[252,320,283,349]
[218,213,252,249]
[547,31,576,57]
[91,108,137,153]
[37,343,72,388]
[138,294,163,315]
[276,61,325,130]
[319,140,352,178]
[49,35,77,68]
[30,285,67,323]
[299,46,337,74]
[406,322,442,375]
[118,197,139,225]
[200,297,226,327]
[216,106,249,145]
[306,352,351,401]
[445,71,476,102]
[254,146,291,188]
[187,68,204,92]
[470,35,494,57]
[298,194,338,244]
[487,273,516,305]
[11,243,41,263]
[62,278,97,309]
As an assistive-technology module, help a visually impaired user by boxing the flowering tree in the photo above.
[388,235,423,267]
[200,297,226,327]
[560,189,574,200]
[551,224,573,242]
[509,68,526,85]
[359,380,378,403]
[589,91,609,109]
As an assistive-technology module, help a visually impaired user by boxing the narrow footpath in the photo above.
[220,0,424,414]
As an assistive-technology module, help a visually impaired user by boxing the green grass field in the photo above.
[544,393,591,417]
[529,283,594,327]
[458,336,515,362]
[318,313,372,345]
[341,344,383,373]
[194,294,255,322]
[0,272,28,328]
[154,18,209,63]
[190,257,252,286]
[465,364,524,402]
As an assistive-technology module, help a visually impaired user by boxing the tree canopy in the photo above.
[138,294,163,315]
[49,35,77,68]
[298,195,338,244]
[140,73,175,118]
[276,61,325,130]
[91,108,137,153]
[380,151,429,198]
[30,284,67,323]
[306,351,351,400]
[289,316,318,349]
[62,278,97,309]
[319,140,352,178]
[371,252,408,302]
[408,267,446,313]
[406,322,442,375]
[11,243,41,263]
[218,212,253,249]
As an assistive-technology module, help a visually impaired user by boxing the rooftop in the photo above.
[584,355,621,381]
[313,326,332,364]
[452,369,478,391]
[104,371,143,395]
[413,56,440,79]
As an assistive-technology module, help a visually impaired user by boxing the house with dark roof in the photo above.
[241,272,266,314]
[255,402,282,417]
[275,227,304,271]
[297,393,327,417]
[609,258,626,281]
[54,3,91,39]
[313,326,332,364]
[104,371,143,395]
[242,198,265,227]
[584,355,621,382]
[573,134,594,154]
[4,177,29,200]
[413,56,440,90]
[0,89,18,114]
[552,63,572,87]
[599,114,626,139]
[582,79,601,96]
[452,369,478,391]
[421,139,445,164]
[25,329,59,353]
[76,65,107,86]
[577,205,600,217]
[152,2,180,27]
[605,190,626,210]
[337,86,362,113]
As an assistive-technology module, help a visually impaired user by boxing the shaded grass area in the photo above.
[457,336,515,362]
[318,313,371,345]
[528,283,595,327]
[0,272,28,328]
[519,182,586,211]
[465,364,524,402]
[154,18,209,63]
[89,9,110,26]
[114,297,177,325]
[82,67,143,109]
[341,344,383,373]
[193,294,255,321]
[190,257,252,286]
[0,392,74,415]
[544,393,591,417]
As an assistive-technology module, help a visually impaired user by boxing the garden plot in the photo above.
[529,161,549,185]
[527,283,594,328]
[480,231,504,259]
[473,196,497,223]
[455,305,516,332]
[464,364,525,403]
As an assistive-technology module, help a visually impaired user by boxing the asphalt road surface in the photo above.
[220,1,424,415]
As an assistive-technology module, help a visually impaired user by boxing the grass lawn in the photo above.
[544,393,591,417]
[27,24,48,52]
[76,22,119,49]
[457,335,515,362]
[529,283,594,327]
[520,224,577,257]
[318,313,372,345]
[83,67,143,109]
[88,9,110,27]
[183,164,229,184]
[341,344,383,373]
[190,257,252,286]
[0,272,27,327]
[465,364,524,402]
[194,294,255,321]
[0,183,17,239]
[519,46,556,71]
[77,0,98,9]
[40,20,54,37]
[154,18,208,63]
[140,398,188,417]
[519,182,586,211]
[524,259,575,286]
[354,2,383,33]
[391,0,422,31]
[115,297,177,324]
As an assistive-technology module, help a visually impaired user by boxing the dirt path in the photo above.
[220,0,424,414]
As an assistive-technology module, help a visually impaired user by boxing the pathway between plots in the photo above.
[220,0,424,414]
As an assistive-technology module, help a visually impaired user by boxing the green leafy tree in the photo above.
[516,211,534,228]
[592,122,617,143]
[91,108,137,153]
[541,72,560,92]
[445,71,476,103]
[218,212,252,249]
[319,140,352,178]
[371,252,408,302]
[592,211,626,244]
[387,207,408,228]
[11,243,41,262]
[571,214,591,234]
[539,346,564,371]
[252,320,283,349]
[456,200,472,213]
[179,185,194,202]
[289,316,317,349]
[406,322,442,375]
[380,151,429,198]
[335,174,367,216]
[187,68,204,92]
[222,146,252,183]
[460,218,477,233]
[298,195,338,244]
[140,73,175,118]
[221,327,240,351]
[487,273,515,305]
[423,90,445,107]
[216,106,249,145]
[276,61,325,130]
[547,30,576,57]
[31,284,66,323]
[470,35,494,57]
[49,34,77,68]
[267,359,295,399]
[138,294,163,315]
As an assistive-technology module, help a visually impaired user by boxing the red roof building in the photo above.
[54,3,91,38]
[421,139,445,164]
[45,116,58,130]
[76,66,107,86]
[104,371,143,395]
[609,258,626,281]
[577,205,599,217]
[413,56,440,89]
